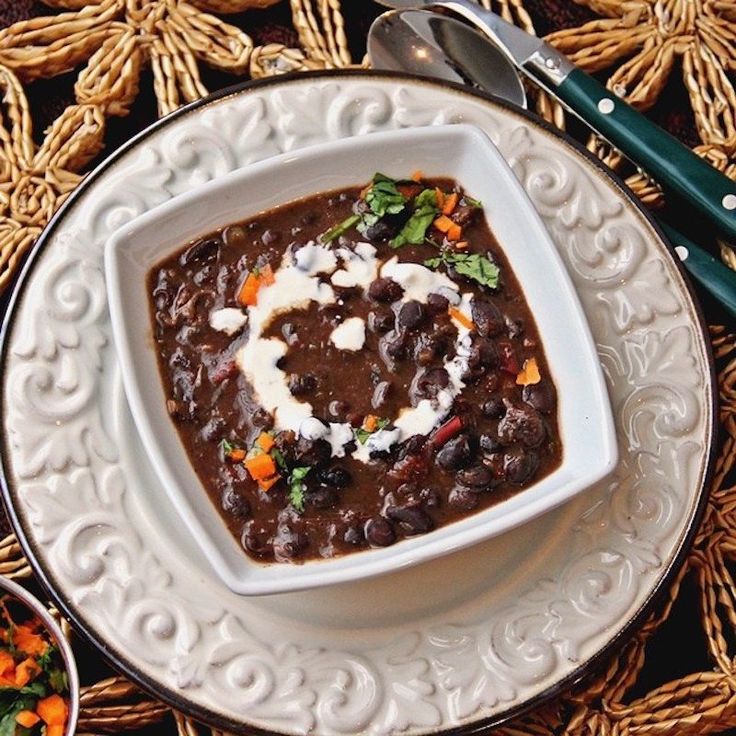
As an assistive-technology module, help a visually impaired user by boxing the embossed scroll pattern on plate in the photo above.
[2,78,711,735]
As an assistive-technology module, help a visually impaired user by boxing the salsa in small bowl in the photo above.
[0,576,78,736]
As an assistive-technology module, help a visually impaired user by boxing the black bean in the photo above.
[328,400,350,420]
[368,310,395,334]
[453,204,478,227]
[471,298,504,337]
[295,437,331,465]
[467,337,499,370]
[223,225,247,248]
[497,404,546,448]
[381,330,408,360]
[242,521,271,557]
[481,398,505,418]
[273,526,309,560]
[426,292,450,315]
[261,229,279,245]
[479,434,502,454]
[364,220,394,241]
[448,486,480,510]
[306,486,339,509]
[504,450,539,484]
[318,466,351,488]
[371,380,391,409]
[505,316,524,339]
[368,277,404,303]
[456,464,494,489]
[364,517,396,547]
[436,435,472,470]
[193,265,214,286]
[522,381,555,414]
[386,505,434,535]
[344,524,364,545]
[282,323,299,346]
[289,372,317,396]
[413,367,450,401]
[397,300,426,330]
[181,237,220,266]
[222,488,250,519]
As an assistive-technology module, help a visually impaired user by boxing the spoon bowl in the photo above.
[368,9,526,108]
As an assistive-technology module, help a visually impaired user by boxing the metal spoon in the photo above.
[367,9,525,107]
[368,8,736,318]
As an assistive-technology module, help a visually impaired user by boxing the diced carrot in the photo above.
[37,694,68,726]
[258,474,281,492]
[237,271,261,307]
[363,414,378,432]
[433,215,454,233]
[448,306,475,331]
[434,187,445,208]
[47,726,64,736]
[441,192,459,215]
[259,263,275,286]
[0,650,14,676]
[244,453,277,481]
[227,448,246,462]
[411,170,423,182]
[516,358,541,386]
[13,624,47,656]
[359,184,371,199]
[454,240,468,250]
[256,432,275,453]
[447,223,462,241]
[15,710,40,728]
[15,657,40,687]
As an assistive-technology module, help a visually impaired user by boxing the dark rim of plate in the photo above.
[0,69,718,736]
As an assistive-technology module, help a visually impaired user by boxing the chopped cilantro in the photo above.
[464,195,483,208]
[271,448,288,472]
[355,417,390,444]
[391,188,439,249]
[48,669,68,694]
[365,174,407,218]
[424,251,500,290]
[321,214,361,243]
[220,439,236,454]
[288,466,311,513]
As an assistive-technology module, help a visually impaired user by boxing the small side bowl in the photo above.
[105,124,617,595]
[0,575,79,735]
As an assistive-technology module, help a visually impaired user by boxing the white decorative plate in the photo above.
[0,72,714,735]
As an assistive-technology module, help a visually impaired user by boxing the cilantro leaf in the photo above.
[271,448,287,472]
[463,196,483,208]
[355,418,390,444]
[391,188,439,249]
[365,174,406,218]
[289,467,311,513]
[221,439,236,454]
[321,214,361,243]
[48,669,68,694]
[424,252,500,290]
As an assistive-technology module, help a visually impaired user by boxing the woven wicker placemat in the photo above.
[0,1,734,734]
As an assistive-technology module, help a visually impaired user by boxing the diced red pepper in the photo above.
[429,415,463,449]
[498,342,520,375]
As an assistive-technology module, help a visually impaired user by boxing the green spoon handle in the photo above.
[533,66,736,243]
[658,221,736,320]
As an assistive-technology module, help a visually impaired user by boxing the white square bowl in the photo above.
[105,123,617,595]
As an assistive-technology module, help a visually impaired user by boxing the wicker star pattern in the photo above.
[546,0,736,206]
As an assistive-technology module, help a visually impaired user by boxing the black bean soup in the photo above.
[149,173,561,563]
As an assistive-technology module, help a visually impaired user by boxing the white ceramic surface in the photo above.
[105,123,616,595]
[0,74,713,735]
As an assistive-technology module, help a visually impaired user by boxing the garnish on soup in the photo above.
[0,595,70,736]
[149,173,561,563]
